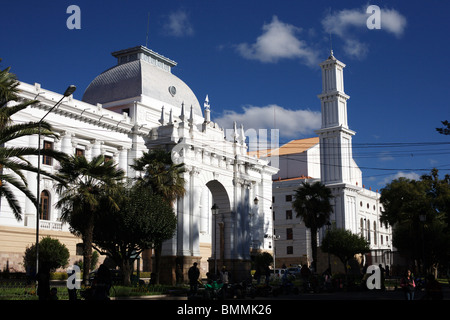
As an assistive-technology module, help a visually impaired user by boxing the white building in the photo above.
[0,45,278,283]
[269,52,392,271]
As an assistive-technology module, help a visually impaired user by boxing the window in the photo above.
[287,246,293,255]
[104,155,113,162]
[40,190,50,220]
[286,228,293,240]
[285,195,292,202]
[373,221,377,245]
[285,210,293,220]
[75,148,85,157]
[42,141,53,166]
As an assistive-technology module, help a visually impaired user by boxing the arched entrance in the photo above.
[198,180,231,278]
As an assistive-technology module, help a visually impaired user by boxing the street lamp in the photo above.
[419,214,426,274]
[211,203,219,275]
[35,85,76,278]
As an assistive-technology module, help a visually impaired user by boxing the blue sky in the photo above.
[1,0,449,189]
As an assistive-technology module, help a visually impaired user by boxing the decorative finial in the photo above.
[188,105,194,126]
[159,105,165,125]
[168,108,173,124]
[180,102,185,121]
[204,95,210,109]
[204,95,211,123]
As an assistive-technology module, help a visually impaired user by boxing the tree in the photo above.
[292,181,333,272]
[321,228,370,275]
[131,148,185,284]
[23,236,70,272]
[93,184,177,285]
[0,61,67,220]
[380,170,450,272]
[436,120,450,135]
[131,148,186,202]
[55,155,124,284]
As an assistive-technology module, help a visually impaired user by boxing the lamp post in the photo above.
[419,214,426,275]
[35,85,76,279]
[211,203,219,275]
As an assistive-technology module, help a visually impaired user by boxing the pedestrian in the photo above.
[400,269,415,300]
[220,266,229,285]
[254,267,261,285]
[36,267,50,300]
[423,274,443,300]
[379,264,386,290]
[176,264,183,285]
[220,266,230,297]
[92,264,112,300]
[188,262,200,294]
[49,287,58,300]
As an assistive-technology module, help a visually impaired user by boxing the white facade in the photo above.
[0,46,278,282]
[270,52,392,270]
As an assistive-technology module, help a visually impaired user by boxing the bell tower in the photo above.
[316,51,356,185]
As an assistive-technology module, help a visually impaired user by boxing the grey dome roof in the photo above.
[82,46,203,117]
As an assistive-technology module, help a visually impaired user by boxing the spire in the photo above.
[328,33,336,60]
[188,105,194,126]
[232,121,239,142]
[180,102,185,121]
[204,95,210,109]
[239,123,246,144]
[168,108,173,124]
[159,105,165,125]
[204,94,211,123]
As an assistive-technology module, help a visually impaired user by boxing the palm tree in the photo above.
[131,148,186,202]
[55,154,124,284]
[0,62,67,220]
[131,148,186,283]
[292,181,333,272]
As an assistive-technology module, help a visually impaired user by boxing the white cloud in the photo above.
[322,8,367,37]
[215,104,321,141]
[236,16,319,66]
[380,8,407,37]
[163,10,194,37]
[322,6,407,59]
[378,151,394,162]
[381,171,420,185]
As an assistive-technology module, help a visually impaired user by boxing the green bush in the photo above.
[23,236,70,272]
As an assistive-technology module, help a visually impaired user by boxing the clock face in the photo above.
[169,86,176,96]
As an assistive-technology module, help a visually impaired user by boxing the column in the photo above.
[118,146,128,176]
[60,131,73,155]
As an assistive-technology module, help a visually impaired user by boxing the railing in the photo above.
[39,220,63,231]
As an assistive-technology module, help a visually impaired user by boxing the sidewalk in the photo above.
[112,285,449,300]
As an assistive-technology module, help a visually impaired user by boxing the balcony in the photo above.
[39,220,63,231]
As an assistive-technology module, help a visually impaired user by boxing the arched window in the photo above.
[40,190,50,220]
[360,218,364,237]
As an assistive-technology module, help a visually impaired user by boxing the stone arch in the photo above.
[204,180,231,276]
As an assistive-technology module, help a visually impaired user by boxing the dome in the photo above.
[82,46,203,118]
